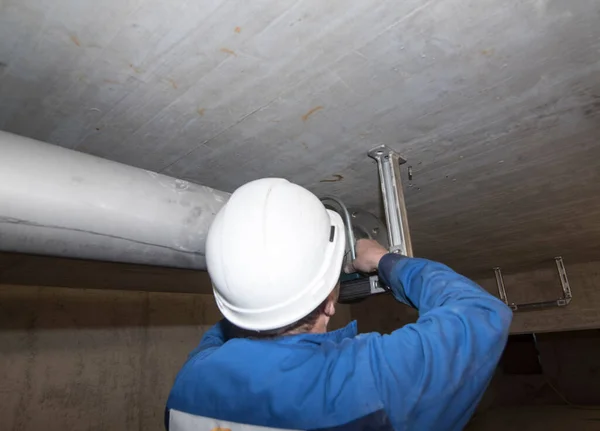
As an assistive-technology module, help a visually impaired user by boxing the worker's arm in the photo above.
[187,319,228,359]
[352,240,512,430]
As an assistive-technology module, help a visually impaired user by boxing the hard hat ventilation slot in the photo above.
[329,226,335,242]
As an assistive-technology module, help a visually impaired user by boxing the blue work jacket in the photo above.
[166,255,512,430]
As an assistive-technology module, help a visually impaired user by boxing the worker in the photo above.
[166,178,512,431]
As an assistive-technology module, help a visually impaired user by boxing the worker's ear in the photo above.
[324,283,340,317]
[324,298,336,317]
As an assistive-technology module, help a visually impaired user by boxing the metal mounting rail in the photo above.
[494,257,572,311]
[368,145,413,257]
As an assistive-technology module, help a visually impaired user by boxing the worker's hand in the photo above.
[345,239,388,274]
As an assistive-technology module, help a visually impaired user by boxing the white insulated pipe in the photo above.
[0,131,230,270]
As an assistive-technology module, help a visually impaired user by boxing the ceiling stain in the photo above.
[302,105,324,122]
[480,48,494,56]
[234,26,241,33]
[166,78,178,89]
[582,95,600,118]
[129,63,143,74]
[320,174,344,183]
[220,47,236,56]
[70,34,81,47]
[197,108,205,116]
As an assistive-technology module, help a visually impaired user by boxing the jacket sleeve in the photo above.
[187,319,228,359]
[368,255,512,430]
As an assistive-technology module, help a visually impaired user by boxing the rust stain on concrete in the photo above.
[302,105,324,122]
[220,48,236,56]
[166,78,178,89]
[70,34,81,47]
[234,26,241,33]
[197,108,205,116]
[320,174,344,183]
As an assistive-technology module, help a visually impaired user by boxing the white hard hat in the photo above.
[206,178,346,331]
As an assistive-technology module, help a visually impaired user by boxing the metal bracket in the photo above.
[320,196,357,263]
[368,145,413,257]
[494,257,572,311]
[349,208,389,246]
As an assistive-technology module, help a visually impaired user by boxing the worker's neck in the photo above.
[285,314,330,336]
[308,314,330,334]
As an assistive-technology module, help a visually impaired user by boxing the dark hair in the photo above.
[229,285,339,339]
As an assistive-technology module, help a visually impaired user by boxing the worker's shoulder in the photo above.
[179,336,365,388]
[183,329,389,377]
[197,332,379,366]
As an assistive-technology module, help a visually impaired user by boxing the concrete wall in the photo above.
[478,260,600,334]
[1,258,597,430]
[351,260,600,335]
[491,329,600,407]
[0,284,351,431]
[466,406,600,431]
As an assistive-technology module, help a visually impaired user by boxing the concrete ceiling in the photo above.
[1,0,599,276]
